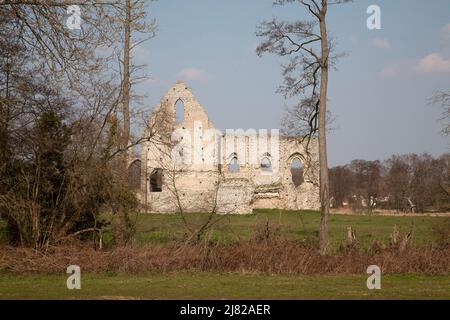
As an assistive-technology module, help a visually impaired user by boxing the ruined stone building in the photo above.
[129,81,320,214]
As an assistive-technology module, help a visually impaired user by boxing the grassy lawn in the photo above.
[127,209,449,250]
[1,211,448,300]
[0,272,449,300]
[1,210,448,250]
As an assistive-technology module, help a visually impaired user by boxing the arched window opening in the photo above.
[150,168,163,192]
[290,158,304,187]
[175,99,184,124]
[261,156,272,172]
[127,160,141,190]
[228,154,240,173]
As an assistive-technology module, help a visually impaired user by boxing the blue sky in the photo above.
[135,0,450,166]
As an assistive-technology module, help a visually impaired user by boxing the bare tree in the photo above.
[256,0,350,254]
[0,1,157,248]
[145,131,231,243]
[165,167,227,244]
[431,91,450,136]
[117,0,157,150]
[349,160,381,212]
[329,153,450,214]
[329,165,353,207]
[0,1,123,82]
[113,0,157,243]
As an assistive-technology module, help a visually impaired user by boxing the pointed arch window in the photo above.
[228,153,240,173]
[175,99,184,123]
[150,168,163,192]
[290,157,304,186]
[260,152,272,172]
[127,160,141,190]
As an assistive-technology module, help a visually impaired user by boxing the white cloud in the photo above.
[380,24,450,77]
[382,54,450,77]
[417,53,450,74]
[371,37,390,49]
[177,67,211,82]
[441,23,450,40]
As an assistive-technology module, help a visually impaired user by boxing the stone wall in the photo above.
[136,81,320,214]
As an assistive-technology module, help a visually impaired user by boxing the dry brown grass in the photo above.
[0,239,448,275]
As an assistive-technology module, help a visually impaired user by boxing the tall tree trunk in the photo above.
[318,0,330,254]
[123,0,131,148]
[116,0,132,244]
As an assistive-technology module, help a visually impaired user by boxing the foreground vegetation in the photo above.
[124,209,448,250]
[1,273,449,300]
[1,210,448,299]
[2,209,449,250]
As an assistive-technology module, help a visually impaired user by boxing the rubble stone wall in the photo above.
[136,81,320,214]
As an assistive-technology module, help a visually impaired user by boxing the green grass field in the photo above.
[124,209,449,250]
[2,210,448,249]
[1,210,449,299]
[1,272,449,299]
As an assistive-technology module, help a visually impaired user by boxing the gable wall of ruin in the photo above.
[137,81,320,214]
